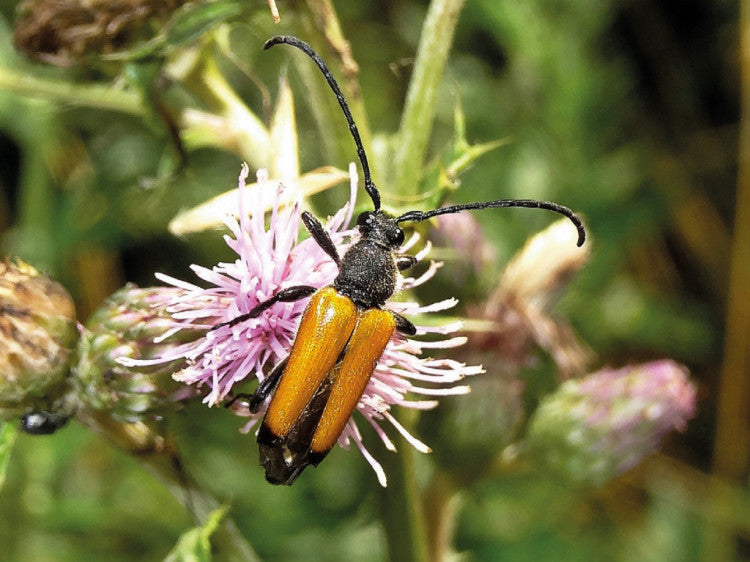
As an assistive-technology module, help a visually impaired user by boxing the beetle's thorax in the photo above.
[334,239,397,308]
[333,210,403,308]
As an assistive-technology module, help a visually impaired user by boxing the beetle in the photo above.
[223,35,586,485]
[19,409,71,435]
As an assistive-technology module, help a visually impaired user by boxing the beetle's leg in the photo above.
[391,311,417,336]
[395,255,418,271]
[302,211,340,266]
[250,357,288,411]
[226,356,289,413]
[214,285,316,330]
[247,285,317,319]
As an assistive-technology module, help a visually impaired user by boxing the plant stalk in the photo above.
[0,67,144,115]
[377,407,428,562]
[76,409,259,562]
[703,2,750,560]
[392,0,466,199]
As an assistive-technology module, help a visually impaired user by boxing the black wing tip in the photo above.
[257,423,332,485]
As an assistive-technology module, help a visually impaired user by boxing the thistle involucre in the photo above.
[74,284,201,423]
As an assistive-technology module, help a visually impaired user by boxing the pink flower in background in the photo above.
[528,360,697,484]
[129,164,481,485]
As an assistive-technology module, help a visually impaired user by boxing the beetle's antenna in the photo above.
[264,35,381,211]
[397,199,587,247]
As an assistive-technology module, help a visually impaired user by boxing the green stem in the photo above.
[703,2,750,560]
[0,67,144,115]
[377,4,467,558]
[16,128,56,270]
[76,410,259,562]
[424,471,460,562]
[146,456,259,562]
[303,0,373,152]
[377,407,428,562]
[392,0,466,199]
[292,3,372,186]
[0,95,62,272]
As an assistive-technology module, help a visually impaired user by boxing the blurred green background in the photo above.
[0,0,745,560]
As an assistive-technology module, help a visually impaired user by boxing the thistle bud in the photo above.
[13,0,187,66]
[73,284,200,423]
[0,260,77,425]
[527,360,696,485]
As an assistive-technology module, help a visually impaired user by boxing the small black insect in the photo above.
[224,35,586,485]
[19,409,71,435]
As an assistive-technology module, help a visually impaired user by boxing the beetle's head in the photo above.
[356,210,405,248]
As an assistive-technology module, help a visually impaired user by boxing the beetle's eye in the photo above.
[392,228,405,247]
[356,211,374,227]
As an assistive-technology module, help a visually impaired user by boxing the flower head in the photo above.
[141,164,481,485]
[527,360,697,485]
[0,259,78,427]
[74,284,201,423]
[13,0,187,67]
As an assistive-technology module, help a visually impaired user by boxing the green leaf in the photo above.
[100,36,166,62]
[0,422,18,491]
[124,61,162,95]
[163,505,230,562]
[444,98,509,180]
[164,1,243,49]
[420,98,508,208]
[103,0,243,61]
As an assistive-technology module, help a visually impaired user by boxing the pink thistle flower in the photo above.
[527,360,697,485]
[132,164,481,486]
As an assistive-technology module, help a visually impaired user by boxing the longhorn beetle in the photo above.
[224,35,586,485]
